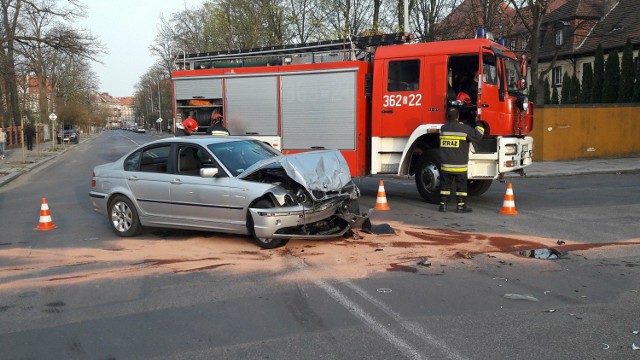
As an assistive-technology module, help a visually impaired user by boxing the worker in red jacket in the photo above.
[438,107,484,213]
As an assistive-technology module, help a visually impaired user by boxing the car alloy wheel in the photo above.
[108,195,141,237]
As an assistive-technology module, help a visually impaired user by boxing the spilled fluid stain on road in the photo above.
[0,221,639,291]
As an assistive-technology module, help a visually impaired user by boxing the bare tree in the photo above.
[507,0,554,105]
[1,0,102,126]
[316,0,374,39]
[287,0,323,42]
[412,0,460,41]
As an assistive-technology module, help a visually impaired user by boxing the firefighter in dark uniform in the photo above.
[207,113,229,136]
[439,107,484,213]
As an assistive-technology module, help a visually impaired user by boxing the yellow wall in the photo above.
[530,105,640,161]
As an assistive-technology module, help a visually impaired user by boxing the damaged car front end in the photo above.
[241,150,368,248]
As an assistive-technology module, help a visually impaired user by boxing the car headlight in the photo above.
[504,144,517,155]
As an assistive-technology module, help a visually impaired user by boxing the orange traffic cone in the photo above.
[499,183,518,215]
[374,180,391,210]
[34,198,57,230]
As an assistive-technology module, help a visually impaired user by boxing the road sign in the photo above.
[49,113,57,121]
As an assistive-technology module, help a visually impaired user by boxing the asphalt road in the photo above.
[0,131,639,359]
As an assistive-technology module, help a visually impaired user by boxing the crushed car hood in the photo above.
[239,150,353,197]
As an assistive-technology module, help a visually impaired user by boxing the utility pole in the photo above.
[404,0,409,33]
[157,79,162,133]
[149,85,154,129]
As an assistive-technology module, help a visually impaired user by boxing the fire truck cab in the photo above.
[171,32,533,204]
[371,37,533,202]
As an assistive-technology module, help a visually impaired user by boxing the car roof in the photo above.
[150,135,251,146]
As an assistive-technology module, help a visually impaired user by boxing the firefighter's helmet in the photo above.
[456,92,471,105]
[183,118,198,133]
[211,113,223,125]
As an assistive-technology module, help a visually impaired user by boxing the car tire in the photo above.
[108,195,142,237]
[247,198,289,249]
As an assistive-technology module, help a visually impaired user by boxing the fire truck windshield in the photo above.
[506,59,524,93]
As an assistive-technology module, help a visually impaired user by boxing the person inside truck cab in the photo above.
[463,70,479,104]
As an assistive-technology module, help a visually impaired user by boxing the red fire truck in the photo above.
[171,32,534,203]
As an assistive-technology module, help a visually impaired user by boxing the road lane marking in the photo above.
[312,276,428,360]
[339,278,467,360]
[293,259,467,360]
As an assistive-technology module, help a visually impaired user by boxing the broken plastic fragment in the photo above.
[416,257,431,267]
[602,343,610,350]
[493,277,508,282]
[517,248,567,259]
[632,344,640,350]
[633,330,640,335]
[376,288,392,293]
[543,309,557,313]
[503,293,539,302]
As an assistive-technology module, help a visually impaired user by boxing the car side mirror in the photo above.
[200,167,219,178]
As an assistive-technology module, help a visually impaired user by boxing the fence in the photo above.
[530,104,640,161]
[2,125,47,148]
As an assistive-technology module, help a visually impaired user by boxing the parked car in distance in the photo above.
[135,127,146,133]
[89,136,367,248]
[56,125,79,144]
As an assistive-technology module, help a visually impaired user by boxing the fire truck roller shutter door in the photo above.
[225,76,278,136]
[174,78,223,100]
[280,70,356,150]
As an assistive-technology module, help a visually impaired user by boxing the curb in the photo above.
[0,154,58,188]
[0,138,83,188]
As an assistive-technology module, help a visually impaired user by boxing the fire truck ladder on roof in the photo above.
[175,32,414,70]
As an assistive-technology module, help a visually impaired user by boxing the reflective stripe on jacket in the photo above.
[439,121,484,173]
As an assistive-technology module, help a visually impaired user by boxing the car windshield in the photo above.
[207,140,281,177]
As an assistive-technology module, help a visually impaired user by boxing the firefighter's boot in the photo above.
[456,197,472,213]
[439,197,448,212]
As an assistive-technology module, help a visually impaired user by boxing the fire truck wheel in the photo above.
[467,179,492,196]
[415,150,442,204]
[247,198,289,249]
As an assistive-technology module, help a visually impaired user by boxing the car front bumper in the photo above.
[249,199,344,239]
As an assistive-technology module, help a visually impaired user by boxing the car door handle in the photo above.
[127,176,138,181]
[171,179,183,184]
[481,103,490,107]
[382,109,394,113]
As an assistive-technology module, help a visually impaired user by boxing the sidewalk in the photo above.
[0,137,70,187]
[523,156,640,177]
[1,134,639,188]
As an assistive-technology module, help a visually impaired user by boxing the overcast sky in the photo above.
[79,0,203,97]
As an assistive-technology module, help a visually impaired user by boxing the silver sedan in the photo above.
[90,136,367,248]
